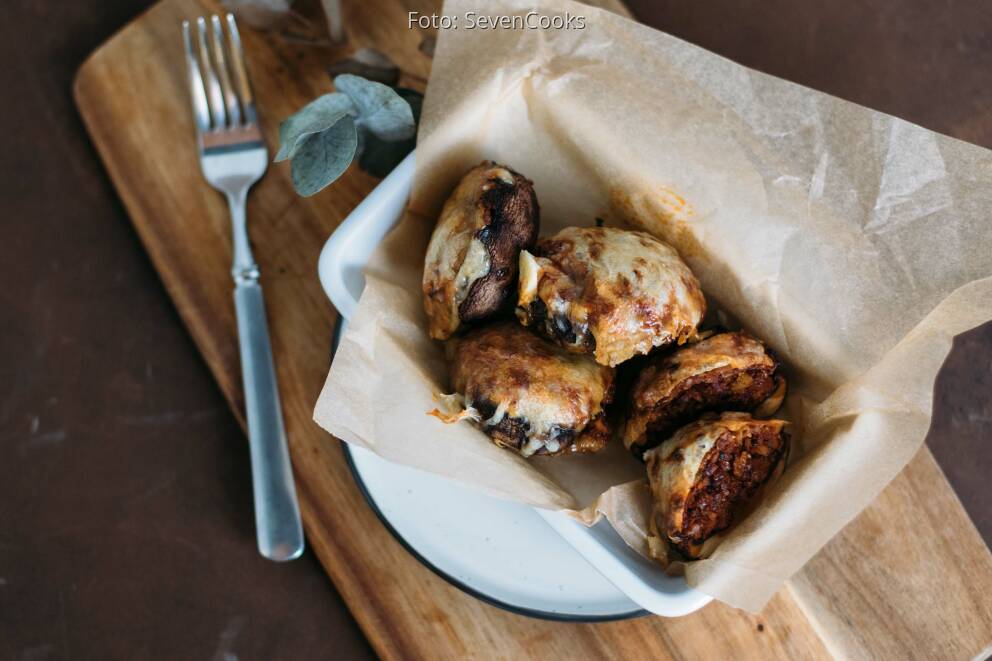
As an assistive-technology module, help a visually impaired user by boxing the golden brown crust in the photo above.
[623,332,786,456]
[645,413,788,559]
[444,322,615,457]
[422,162,539,340]
[516,226,705,367]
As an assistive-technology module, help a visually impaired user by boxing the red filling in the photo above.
[671,425,786,556]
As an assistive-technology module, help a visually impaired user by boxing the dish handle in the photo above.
[318,151,416,319]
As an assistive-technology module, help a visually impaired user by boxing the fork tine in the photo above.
[210,15,242,127]
[196,17,227,129]
[182,20,210,134]
[225,13,258,125]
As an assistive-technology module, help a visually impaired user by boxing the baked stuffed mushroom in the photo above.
[645,413,788,560]
[422,162,539,340]
[516,226,705,367]
[431,321,615,457]
[623,332,786,457]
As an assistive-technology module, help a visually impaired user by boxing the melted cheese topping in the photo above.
[517,250,540,308]
[443,322,614,454]
[427,392,481,423]
[517,226,706,366]
[422,164,514,339]
[453,238,491,304]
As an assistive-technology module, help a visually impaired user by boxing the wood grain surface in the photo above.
[73,0,992,658]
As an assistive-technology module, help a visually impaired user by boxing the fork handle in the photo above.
[234,281,305,561]
[229,189,304,562]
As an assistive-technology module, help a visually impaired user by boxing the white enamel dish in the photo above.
[318,151,712,619]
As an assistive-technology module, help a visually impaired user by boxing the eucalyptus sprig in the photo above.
[275,74,419,196]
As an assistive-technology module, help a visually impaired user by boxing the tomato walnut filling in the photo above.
[623,332,786,457]
[676,427,784,554]
[431,322,615,458]
[645,413,788,560]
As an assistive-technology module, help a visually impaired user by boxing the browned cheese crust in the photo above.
[623,332,786,456]
[645,413,788,560]
[445,322,615,457]
[516,226,705,367]
[422,162,539,340]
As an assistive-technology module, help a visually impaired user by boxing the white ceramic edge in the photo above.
[535,511,712,617]
[317,150,713,617]
[318,151,417,321]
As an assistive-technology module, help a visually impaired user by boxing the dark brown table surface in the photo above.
[2,0,989,658]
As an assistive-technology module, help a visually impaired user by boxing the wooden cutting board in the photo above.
[74,0,992,658]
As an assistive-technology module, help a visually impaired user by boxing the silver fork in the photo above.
[182,14,304,562]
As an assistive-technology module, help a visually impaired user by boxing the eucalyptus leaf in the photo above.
[290,114,358,196]
[333,74,415,142]
[357,88,422,178]
[275,92,354,162]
